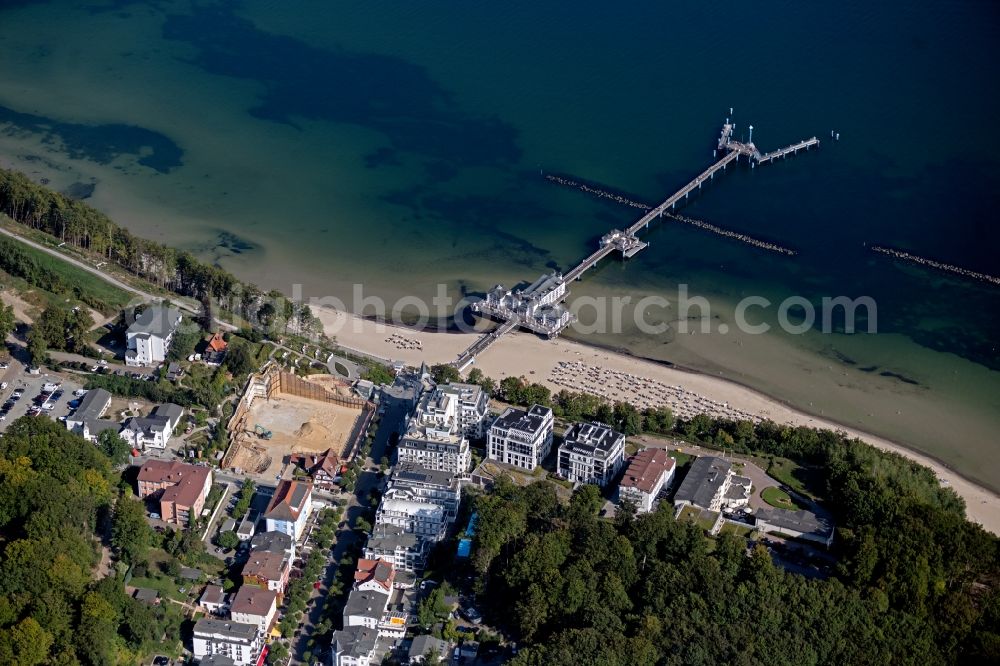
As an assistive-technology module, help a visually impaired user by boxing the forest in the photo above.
[472,451,999,665]
[0,418,180,664]
[464,371,1000,664]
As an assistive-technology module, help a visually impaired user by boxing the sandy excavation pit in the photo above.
[234,392,365,478]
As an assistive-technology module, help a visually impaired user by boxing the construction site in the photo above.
[222,363,375,479]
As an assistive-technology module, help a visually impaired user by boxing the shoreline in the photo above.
[311,304,1000,535]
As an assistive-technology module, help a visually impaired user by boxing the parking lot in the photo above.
[0,360,85,432]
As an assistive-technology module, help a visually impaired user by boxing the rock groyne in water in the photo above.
[544,172,796,256]
[871,245,1000,287]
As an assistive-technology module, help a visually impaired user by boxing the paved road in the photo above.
[0,226,236,330]
[287,380,415,665]
[0,226,155,301]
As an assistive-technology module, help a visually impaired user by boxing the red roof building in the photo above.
[618,448,676,514]
[353,558,395,594]
[289,448,343,489]
[207,332,228,353]
[136,460,213,526]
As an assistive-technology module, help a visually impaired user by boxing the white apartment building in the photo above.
[125,304,182,367]
[331,626,378,666]
[487,404,554,470]
[557,421,626,487]
[384,464,461,521]
[363,524,430,573]
[192,618,263,666]
[264,479,313,543]
[437,382,490,438]
[375,498,446,541]
[397,388,471,473]
[342,588,390,630]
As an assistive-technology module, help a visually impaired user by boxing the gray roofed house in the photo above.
[251,530,294,558]
[120,402,183,451]
[237,515,257,541]
[125,304,182,367]
[129,304,182,338]
[437,382,490,438]
[65,388,114,441]
[86,419,122,439]
[221,518,237,533]
[755,507,835,547]
[131,587,160,605]
[121,415,172,450]
[492,404,552,435]
[354,379,376,400]
[193,618,259,641]
[726,475,753,504]
[343,588,390,625]
[199,655,238,666]
[153,402,185,428]
[192,617,262,666]
[392,464,455,489]
[673,456,746,512]
[331,626,378,665]
[166,362,183,382]
[408,635,450,664]
[180,566,203,581]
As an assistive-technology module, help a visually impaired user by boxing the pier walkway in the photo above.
[455,318,519,371]
[626,149,741,236]
[757,137,820,164]
[450,114,820,368]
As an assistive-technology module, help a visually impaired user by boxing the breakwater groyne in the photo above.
[543,172,796,256]
[871,245,1000,287]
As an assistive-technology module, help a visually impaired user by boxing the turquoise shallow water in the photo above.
[0,0,999,487]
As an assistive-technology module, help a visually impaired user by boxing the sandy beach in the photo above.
[313,305,1000,535]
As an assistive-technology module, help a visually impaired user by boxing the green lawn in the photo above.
[0,235,132,313]
[677,505,701,523]
[669,450,693,467]
[761,486,806,510]
[719,522,754,537]
[766,457,823,500]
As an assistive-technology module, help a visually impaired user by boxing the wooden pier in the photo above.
[452,115,820,368]
[455,318,519,371]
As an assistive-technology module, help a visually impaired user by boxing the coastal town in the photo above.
[0,294,853,666]
[0,154,996,665]
[1,2,999,663]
